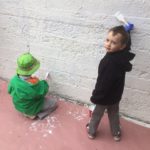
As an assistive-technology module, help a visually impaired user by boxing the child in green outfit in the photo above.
[8,53,57,119]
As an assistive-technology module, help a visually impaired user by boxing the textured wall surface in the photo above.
[0,0,150,122]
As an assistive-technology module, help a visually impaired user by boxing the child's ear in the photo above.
[121,44,126,50]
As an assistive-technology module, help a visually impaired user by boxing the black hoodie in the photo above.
[91,42,135,105]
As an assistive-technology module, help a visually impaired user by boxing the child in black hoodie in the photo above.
[86,26,135,141]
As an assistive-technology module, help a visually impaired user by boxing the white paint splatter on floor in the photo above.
[67,107,88,121]
[28,115,61,137]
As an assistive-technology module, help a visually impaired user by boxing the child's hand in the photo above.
[26,76,39,84]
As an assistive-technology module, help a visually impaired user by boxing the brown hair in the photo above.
[109,26,129,45]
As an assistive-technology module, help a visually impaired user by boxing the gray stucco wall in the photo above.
[0,0,150,123]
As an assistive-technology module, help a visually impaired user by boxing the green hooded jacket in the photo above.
[8,75,49,116]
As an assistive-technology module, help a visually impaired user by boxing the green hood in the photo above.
[8,75,49,116]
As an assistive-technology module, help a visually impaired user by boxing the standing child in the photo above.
[86,26,135,141]
[8,53,57,119]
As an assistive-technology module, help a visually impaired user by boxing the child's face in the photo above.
[104,31,126,52]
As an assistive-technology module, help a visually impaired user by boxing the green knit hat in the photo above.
[16,53,40,76]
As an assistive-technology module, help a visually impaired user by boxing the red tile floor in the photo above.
[0,79,150,150]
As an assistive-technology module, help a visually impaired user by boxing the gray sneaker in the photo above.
[86,123,96,139]
[113,131,121,142]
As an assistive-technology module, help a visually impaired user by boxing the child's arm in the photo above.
[91,61,117,103]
